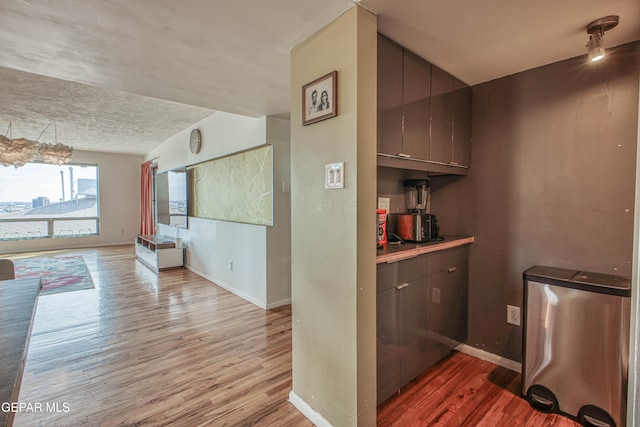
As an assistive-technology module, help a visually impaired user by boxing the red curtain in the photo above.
[140,161,153,235]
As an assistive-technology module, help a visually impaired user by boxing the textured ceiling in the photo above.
[0,0,356,155]
[0,67,215,155]
[0,0,638,156]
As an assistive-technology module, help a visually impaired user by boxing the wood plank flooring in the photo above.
[378,351,580,427]
[7,245,581,426]
[10,246,311,426]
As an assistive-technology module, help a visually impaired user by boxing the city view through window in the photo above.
[0,163,99,240]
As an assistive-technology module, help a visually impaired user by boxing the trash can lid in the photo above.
[523,265,579,281]
[572,271,631,291]
[524,265,631,297]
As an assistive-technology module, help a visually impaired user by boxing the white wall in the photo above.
[0,150,142,254]
[146,111,291,309]
[146,111,267,172]
[185,217,268,307]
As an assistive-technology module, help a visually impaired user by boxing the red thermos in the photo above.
[377,209,387,245]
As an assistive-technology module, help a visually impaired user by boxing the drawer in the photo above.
[157,248,184,270]
[136,244,157,266]
[377,262,397,292]
[397,253,429,284]
[429,245,468,274]
[135,244,150,258]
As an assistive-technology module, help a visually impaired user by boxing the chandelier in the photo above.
[0,122,74,168]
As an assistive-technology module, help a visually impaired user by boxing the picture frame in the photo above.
[302,70,338,126]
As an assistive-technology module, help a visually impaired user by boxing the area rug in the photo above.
[13,255,95,296]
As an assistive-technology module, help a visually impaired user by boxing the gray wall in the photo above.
[431,42,640,361]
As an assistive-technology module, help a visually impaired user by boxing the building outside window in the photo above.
[0,162,99,240]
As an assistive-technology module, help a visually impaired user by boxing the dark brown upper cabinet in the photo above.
[377,35,403,157]
[452,78,471,167]
[402,49,430,160]
[429,65,454,164]
[377,34,471,175]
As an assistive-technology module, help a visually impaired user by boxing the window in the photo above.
[0,163,99,240]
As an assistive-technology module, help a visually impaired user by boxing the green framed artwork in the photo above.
[187,145,273,226]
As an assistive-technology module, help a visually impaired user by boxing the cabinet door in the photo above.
[400,276,430,386]
[377,261,397,292]
[428,246,468,275]
[452,78,471,167]
[397,253,429,284]
[377,287,401,404]
[402,50,430,160]
[428,263,468,357]
[157,247,184,270]
[377,35,403,156]
[429,66,454,163]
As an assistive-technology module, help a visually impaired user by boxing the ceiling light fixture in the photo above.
[0,122,73,168]
[586,15,619,62]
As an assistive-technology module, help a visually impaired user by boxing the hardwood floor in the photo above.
[8,245,580,426]
[378,352,581,427]
[11,246,311,426]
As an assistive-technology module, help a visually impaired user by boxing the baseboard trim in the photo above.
[266,298,291,310]
[0,241,133,255]
[455,343,522,373]
[289,391,333,427]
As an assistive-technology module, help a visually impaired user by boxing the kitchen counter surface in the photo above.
[376,235,474,264]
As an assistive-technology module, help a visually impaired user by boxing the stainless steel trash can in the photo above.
[522,266,631,427]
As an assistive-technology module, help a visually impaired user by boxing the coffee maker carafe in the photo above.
[404,179,429,213]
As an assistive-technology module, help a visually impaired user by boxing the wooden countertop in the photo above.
[0,278,41,427]
[376,235,475,264]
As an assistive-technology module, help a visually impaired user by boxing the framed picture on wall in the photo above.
[302,70,338,126]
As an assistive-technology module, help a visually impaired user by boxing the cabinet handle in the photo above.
[447,267,457,273]
[397,153,412,158]
[396,283,410,290]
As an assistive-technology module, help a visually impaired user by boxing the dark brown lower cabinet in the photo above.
[376,246,469,405]
[428,263,468,358]
[376,284,401,403]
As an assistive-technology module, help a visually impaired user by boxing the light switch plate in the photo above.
[325,162,344,189]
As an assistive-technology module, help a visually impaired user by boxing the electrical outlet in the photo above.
[507,305,521,326]
[431,287,441,304]
[228,260,233,271]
